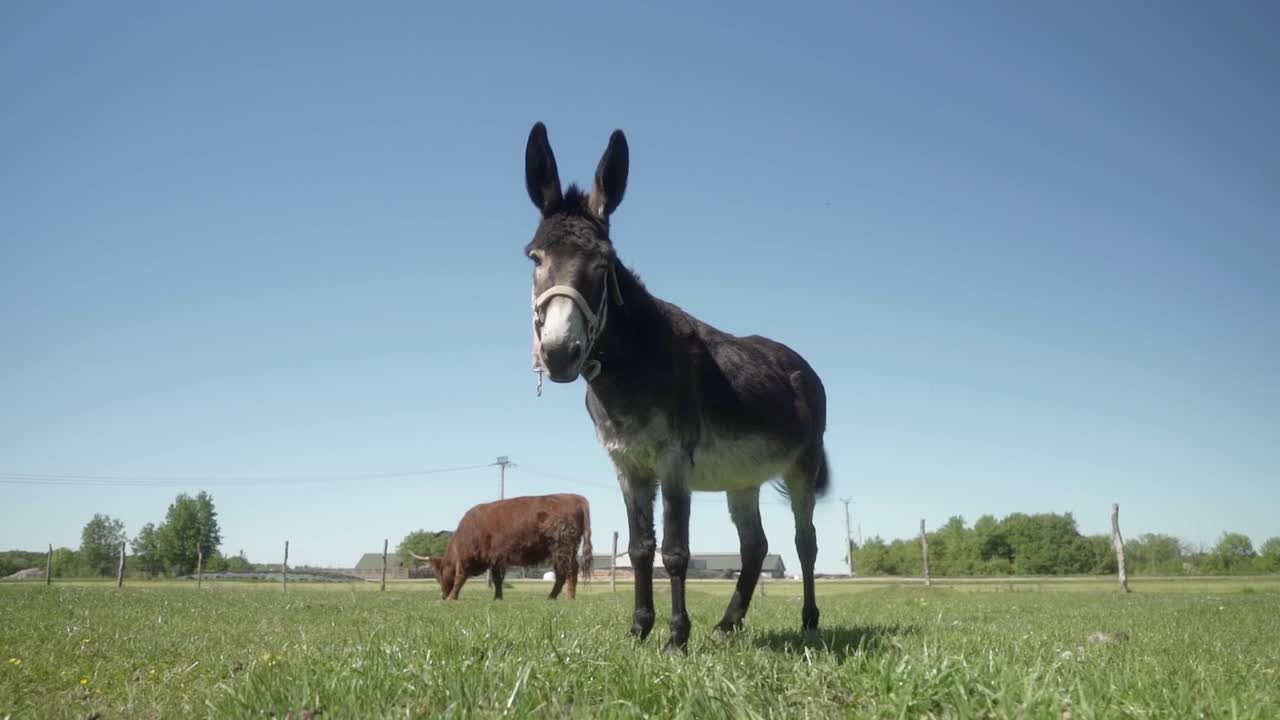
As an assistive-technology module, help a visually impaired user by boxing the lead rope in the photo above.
[533,286,545,396]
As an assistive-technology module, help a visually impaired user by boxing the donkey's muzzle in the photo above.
[541,338,584,382]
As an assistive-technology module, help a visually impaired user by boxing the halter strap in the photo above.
[535,284,606,341]
[531,265,623,393]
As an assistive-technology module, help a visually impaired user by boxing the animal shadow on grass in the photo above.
[751,623,914,663]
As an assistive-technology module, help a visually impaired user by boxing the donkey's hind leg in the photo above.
[785,464,821,632]
[715,487,768,635]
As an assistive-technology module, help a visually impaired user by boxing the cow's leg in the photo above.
[565,555,578,600]
[715,487,768,635]
[548,564,566,599]
[490,566,505,600]
[447,561,467,600]
[786,468,820,631]
[660,478,692,653]
[621,474,657,641]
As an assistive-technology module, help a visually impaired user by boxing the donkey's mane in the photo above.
[560,183,592,214]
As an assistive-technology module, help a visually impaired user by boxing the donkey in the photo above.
[523,122,830,652]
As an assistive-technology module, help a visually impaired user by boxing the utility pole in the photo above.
[495,456,514,499]
[840,498,855,577]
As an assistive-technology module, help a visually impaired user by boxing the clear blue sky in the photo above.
[2,3,1277,574]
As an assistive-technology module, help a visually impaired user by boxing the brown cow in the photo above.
[410,493,592,600]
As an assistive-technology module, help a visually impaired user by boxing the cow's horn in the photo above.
[407,551,433,561]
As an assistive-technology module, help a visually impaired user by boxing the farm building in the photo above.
[358,550,785,582]
[352,553,409,581]
[691,553,787,579]
[591,552,786,580]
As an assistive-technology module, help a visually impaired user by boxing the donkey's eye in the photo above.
[529,252,543,266]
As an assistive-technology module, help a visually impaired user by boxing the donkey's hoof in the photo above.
[662,639,688,656]
[629,624,652,642]
[801,607,820,633]
[714,620,743,639]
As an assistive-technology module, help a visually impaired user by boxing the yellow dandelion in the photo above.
[7,658,20,666]
[79,677,89,686]
[148,668,156,677]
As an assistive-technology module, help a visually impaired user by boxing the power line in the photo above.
[513,465,616,492]
[3,463,809,509]
[0,463,495,488]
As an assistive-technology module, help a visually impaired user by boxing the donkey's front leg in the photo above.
[660,479,692,653]
[622,477,657,641]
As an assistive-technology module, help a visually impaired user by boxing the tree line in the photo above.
[852,512,1280,577]
[396,530,453,565]
[0,498,453,581]
[6,504,1275,581]
[0,492,235,579]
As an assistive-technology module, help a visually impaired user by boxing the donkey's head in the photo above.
[524,122,629,384]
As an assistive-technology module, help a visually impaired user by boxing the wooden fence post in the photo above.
[920,519,932,587]
[611,531,619,593]
[196,546,204,589]
[116,541,126,588]
[1112,503,1129,593]
[46,544,52,586]
[381,538,388,592]
[282,541,289,593]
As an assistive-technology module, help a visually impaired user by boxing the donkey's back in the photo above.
[664,301,829,496]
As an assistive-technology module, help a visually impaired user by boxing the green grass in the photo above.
[2,578,1279,719]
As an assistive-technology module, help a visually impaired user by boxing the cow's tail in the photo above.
[580,498,593,584]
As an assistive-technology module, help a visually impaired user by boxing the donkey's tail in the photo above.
[580,498,593,583]
[814,448,831,497]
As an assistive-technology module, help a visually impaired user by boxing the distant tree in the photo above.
[80,514,127,577]
[852,536,895,576]
[203,551,229,573]
[1001,512,1091,575]
[1127,533,1186,575]
[131,523,165,576]
[398,530,453,565]
[933,516,980,575]
[973,514,1010,564]
[1259,537,1280,573]
[224,550,252,573]
[50,547,86,577]
[156,492,223,575]
[0,551,46,578]
[1084,534,1118,575]
[837,516,1268,578]
[1212,532,1255,573]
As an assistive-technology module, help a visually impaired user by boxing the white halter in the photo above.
[531,266,623,395]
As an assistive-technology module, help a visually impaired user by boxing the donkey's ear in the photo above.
[525,122,563,216]
[589,129,629,219]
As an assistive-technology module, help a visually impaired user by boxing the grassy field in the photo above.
[2,577,1279,719]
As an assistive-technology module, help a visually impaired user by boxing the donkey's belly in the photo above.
[688,432,796,492]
